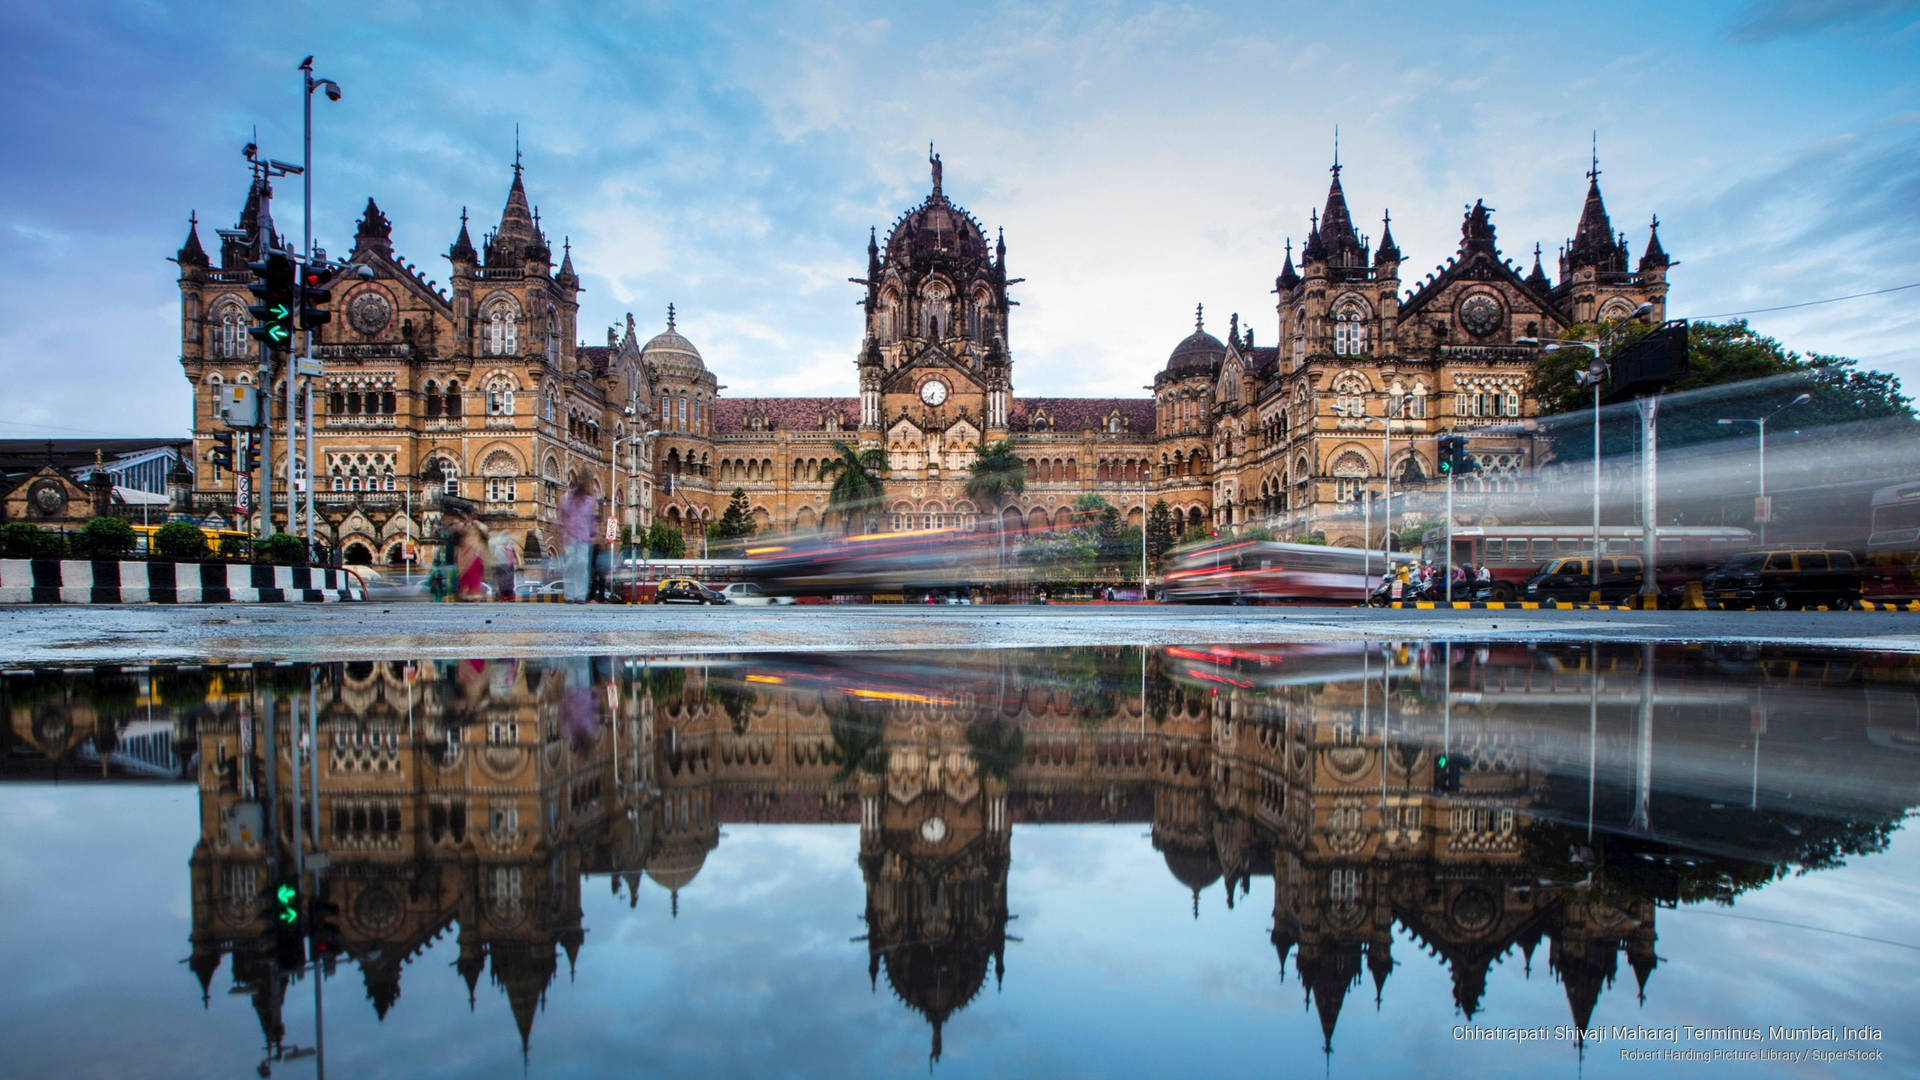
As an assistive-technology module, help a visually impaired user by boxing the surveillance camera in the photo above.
[354,265,376,281]
[623,406,635,416]
[324,83,342,102]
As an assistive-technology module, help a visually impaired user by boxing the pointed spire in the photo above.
[1527,241,1551,290]
[1638,214,1669,272]
[1194,302,1204,333]
[1374,208,1400,266]
[489,143,538,267]
[1568,137,1624,273]
[667,303,677,332]
[1315,150,1364,266]
[1303,207,1327,262]
[556,236,577,283]
[995,225,1005,264]
[1276,237,1301,291]
[449,206,477,263]
[175,211,209,268]
[867,225,880,273]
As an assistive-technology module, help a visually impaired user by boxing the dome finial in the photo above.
[667,303,676,331]
[1331,123,1340,177]
[929,141,943,196]
[1588,130,1600,183]
[1194,302,1204,332]
[514,122,523,177]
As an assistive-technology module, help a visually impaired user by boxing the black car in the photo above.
[1521,556,1644,604]
[1702,549,1860,610]
[655,578,729,605]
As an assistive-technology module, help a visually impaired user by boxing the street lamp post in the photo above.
[1519,302,1652,594]
[1140,464,1152,600]
[615,428,662,565]
[1357,414,1391,578]
[298,57,342,560]
[1717,394,1810,545]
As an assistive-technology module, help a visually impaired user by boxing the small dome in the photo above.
[645,838,711,892]
[1163,302,1225,377]
[641,304,706,381]
[1165,329,1226,377]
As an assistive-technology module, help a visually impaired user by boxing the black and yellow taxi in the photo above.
[1702,549,1861,610]
[654,577,729,605]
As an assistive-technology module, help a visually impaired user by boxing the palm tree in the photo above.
[816,440,887,534]
[966,439,1026,577]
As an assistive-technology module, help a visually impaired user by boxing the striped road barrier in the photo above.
[0,559,363,604]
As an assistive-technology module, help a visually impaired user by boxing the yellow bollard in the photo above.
[1682,581,1706,611]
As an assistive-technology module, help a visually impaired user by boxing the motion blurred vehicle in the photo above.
[1422,525,1751,602]
[1522,556,1646,605]
[1865,480,1920,601]
[1702,549,1861,610]
[720,582,792,606]
[1163,541,1411,604]
[655,577,728,605]
[745,528,1004,598]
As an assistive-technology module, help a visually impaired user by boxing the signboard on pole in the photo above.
[605,515,618,543]
[1753,495,1773,523]
[235,473,252,513]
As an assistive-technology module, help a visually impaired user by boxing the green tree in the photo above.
[816,440,887,534]
[152,522,209,561]
[75,516,135,558]
[965,439,1026,566]
[257,532,307,565]
[1145,500,1177,569]
[1,523,57,559]
[644,521,685,559]
[1535,319,1917,463]
[710,487,756,552]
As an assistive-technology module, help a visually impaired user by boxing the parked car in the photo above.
[1702,549,1861,610]
[655,577,729,605]
[1522,556,1645,604]
[720,582,793,606]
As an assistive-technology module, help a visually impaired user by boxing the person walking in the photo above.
[558,474,600,603]
[490,530,518,601]
[456,509,491,601]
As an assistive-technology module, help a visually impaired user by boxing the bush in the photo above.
[217,535,251,561]
[154,522,211,561]
[1,523,48,558]
[258,532,309,566]
[75,516,136,558]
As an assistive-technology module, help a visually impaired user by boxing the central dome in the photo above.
[640,304,706,381]
[884,152,989,266]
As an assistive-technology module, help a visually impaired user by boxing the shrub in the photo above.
[217,535,251,561]
[154,521,211,561]
[75,516,136,558]
[1,523,48,558]
[258,532,309,566]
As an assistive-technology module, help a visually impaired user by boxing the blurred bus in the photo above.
[130,524,253,558]
[1421,525,1751,601]
[1162,541,1410,604]
[744,527,1005,598]
[1864,480,1920,601]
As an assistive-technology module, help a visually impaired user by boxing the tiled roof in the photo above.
[1009,397,1153,433]
[1247,347,1280,378]
[576,345,613,377]
[713,397,858,433]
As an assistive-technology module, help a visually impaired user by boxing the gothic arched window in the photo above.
[877,289,901,344]
[544,305,560,366]
[486,375,516,416]
[485,304,517,356]
[919,281,949,339]
[1332,301,1370,356]
[213,305,246,358]
[444,380,462,418]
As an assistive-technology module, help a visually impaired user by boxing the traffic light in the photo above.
[309,896,342,965]
[270,878,304,969]
[240,433,260,473]
[209,430,235,470]
[1436,435,1455,475]
[1436,435,1476,476]
[1432,752,1468,792]
[247,252,297,351]
[299,266,333,331]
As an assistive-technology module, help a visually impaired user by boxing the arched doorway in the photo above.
[343,542,373,566]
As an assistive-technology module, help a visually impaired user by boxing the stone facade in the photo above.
[173,149,1671,559]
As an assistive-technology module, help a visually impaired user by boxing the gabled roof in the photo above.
[1008,397,1153,433]
[713,397,857,433]
[1398,201,1565,325]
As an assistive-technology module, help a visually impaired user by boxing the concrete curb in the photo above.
[0,558,363,604]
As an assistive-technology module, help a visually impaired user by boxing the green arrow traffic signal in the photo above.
[276,883,297,904]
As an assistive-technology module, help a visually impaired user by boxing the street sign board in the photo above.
[1601,320,1689,405]
[605,515,618,543]
[235,473,252,512]
[1754,495,1773,523]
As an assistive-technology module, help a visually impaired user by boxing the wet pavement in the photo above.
[1,641,1916,1077]
[2,602,1918,665]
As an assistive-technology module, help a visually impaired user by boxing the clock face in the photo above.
[1459,293,1503,337]
[919,816,948,844]
[919,379,948,406]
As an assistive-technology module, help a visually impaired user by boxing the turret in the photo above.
[174,212,209,270]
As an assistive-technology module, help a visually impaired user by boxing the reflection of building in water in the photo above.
[9,644,1915,1063]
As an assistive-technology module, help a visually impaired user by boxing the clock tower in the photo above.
[853,149,1017,488]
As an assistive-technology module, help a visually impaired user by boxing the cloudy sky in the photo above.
[2,0,1916,439]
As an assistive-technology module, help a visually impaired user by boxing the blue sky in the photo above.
[1,0,1916,439]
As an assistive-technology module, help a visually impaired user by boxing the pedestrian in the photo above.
[490,530,518,601]
[558,473,600,603]
[456,509,490,601]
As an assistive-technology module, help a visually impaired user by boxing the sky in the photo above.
[1,0,1917,440]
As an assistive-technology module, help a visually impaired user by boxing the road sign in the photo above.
[1754,496,1773,523]
[236,473,252,512]
[605,515,618,543]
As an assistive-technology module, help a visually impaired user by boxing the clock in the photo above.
[919,379,948,407]
[1458,293,1503,337]
[919,816,948,844]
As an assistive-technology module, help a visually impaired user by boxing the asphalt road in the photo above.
[2,601,1916,665]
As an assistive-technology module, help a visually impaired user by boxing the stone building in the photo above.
[173,147,1670,560]
[174,159,653,565]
